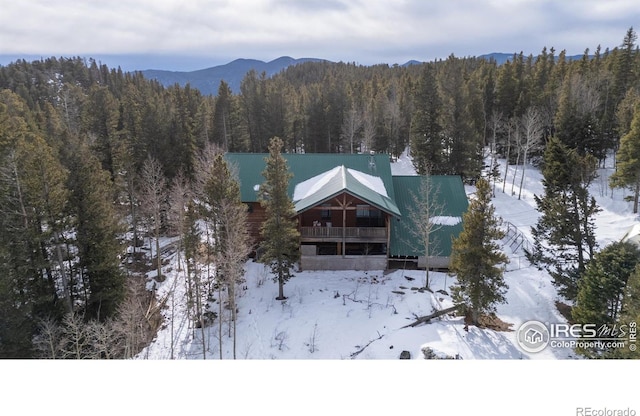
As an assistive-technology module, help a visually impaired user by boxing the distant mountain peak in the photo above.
[142,56,325,95]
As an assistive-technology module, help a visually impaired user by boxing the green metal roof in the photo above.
[293,166,401,217]
[225,152,468,258]
[225,153,397,204]
[389,176,468,258]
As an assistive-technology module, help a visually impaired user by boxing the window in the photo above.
[356,204,383,226]
[356,205,369,218]
[321,203,331,220]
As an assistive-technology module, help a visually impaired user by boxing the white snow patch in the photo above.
[390,147,417,176]
[347,168,388,197]
[293,166,342,201]
[431,216,462,226]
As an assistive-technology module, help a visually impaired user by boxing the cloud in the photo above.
[271,0,349,13]
[1,0,638,67]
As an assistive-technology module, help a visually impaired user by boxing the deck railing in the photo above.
[300,226,386,239]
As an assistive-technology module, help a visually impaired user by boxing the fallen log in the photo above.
[401,305,460,329]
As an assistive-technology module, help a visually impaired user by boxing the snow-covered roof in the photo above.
[293,165,401,217]
[293,166,389,200]
[622,222,640,244]
[225,152,397,203]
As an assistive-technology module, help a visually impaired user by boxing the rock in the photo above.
[399,350,411,359]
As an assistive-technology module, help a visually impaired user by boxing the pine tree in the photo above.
[240,70,269,153]
[410,65,443,175]
[612,27,637,107]
[212,80,233,150]
[0,92,70,355]
[610,104,640,213]
[529,137,600,300]
[67,141,125,321]
[554,74,604,159]
[572,241,640,328]
[259,137,300,300]
[450,178,509,325]
[82,85,119,178]
[438,56,483,180]
[0,234,34,357]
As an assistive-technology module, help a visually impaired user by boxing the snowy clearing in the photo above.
[137,149,640,361]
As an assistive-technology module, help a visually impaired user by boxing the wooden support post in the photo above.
[342,193,347,257]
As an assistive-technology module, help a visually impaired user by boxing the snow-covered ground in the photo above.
[11,149,640,416]
[137,149,639,362]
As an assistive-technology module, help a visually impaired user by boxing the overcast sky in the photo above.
[1,0,639,71]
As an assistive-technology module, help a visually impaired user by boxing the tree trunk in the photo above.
[502,130,511,193]
[634,181,640,214]
[424,241,430,290]
[277,274,285,300]
[155,223,162,281]
[401,305,459,328]
[231,284,237,359]
[472,308,480,326]
[510,149,520,196]
[54,233,73,314]
[218,285,223,359]
[518,146,529,200]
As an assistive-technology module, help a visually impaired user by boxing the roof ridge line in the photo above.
[341,165,347,189]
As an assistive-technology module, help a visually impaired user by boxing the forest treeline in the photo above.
[1,28,639,358]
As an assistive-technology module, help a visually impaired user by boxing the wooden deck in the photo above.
[299,226,387,242]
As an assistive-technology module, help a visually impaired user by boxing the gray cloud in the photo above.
[271,0,350,13]
[1,0,638,69]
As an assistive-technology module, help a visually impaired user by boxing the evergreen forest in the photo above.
[1,27,639,358]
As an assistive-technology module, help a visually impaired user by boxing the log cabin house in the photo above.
[225,153,468,271]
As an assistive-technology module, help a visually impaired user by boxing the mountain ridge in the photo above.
[0,52,591,96]
[141,56,326,95]
[141,52,591,96]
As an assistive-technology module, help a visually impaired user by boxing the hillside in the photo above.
[138,52,587,96]
[141,56,325,95]
[136,150,638,360]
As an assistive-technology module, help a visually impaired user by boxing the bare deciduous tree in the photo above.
[167,170,192,273]
[340,105,363,154]
[509,119,523,196]
[362,111,376,154]
[502,117,518,194]
[407,170,445,289]
[139,156,167,282]
[60,312,90,359]
[518,107,545,199]
[33,317,62,359]
[114,280,157,359]
[216,198,252,359]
